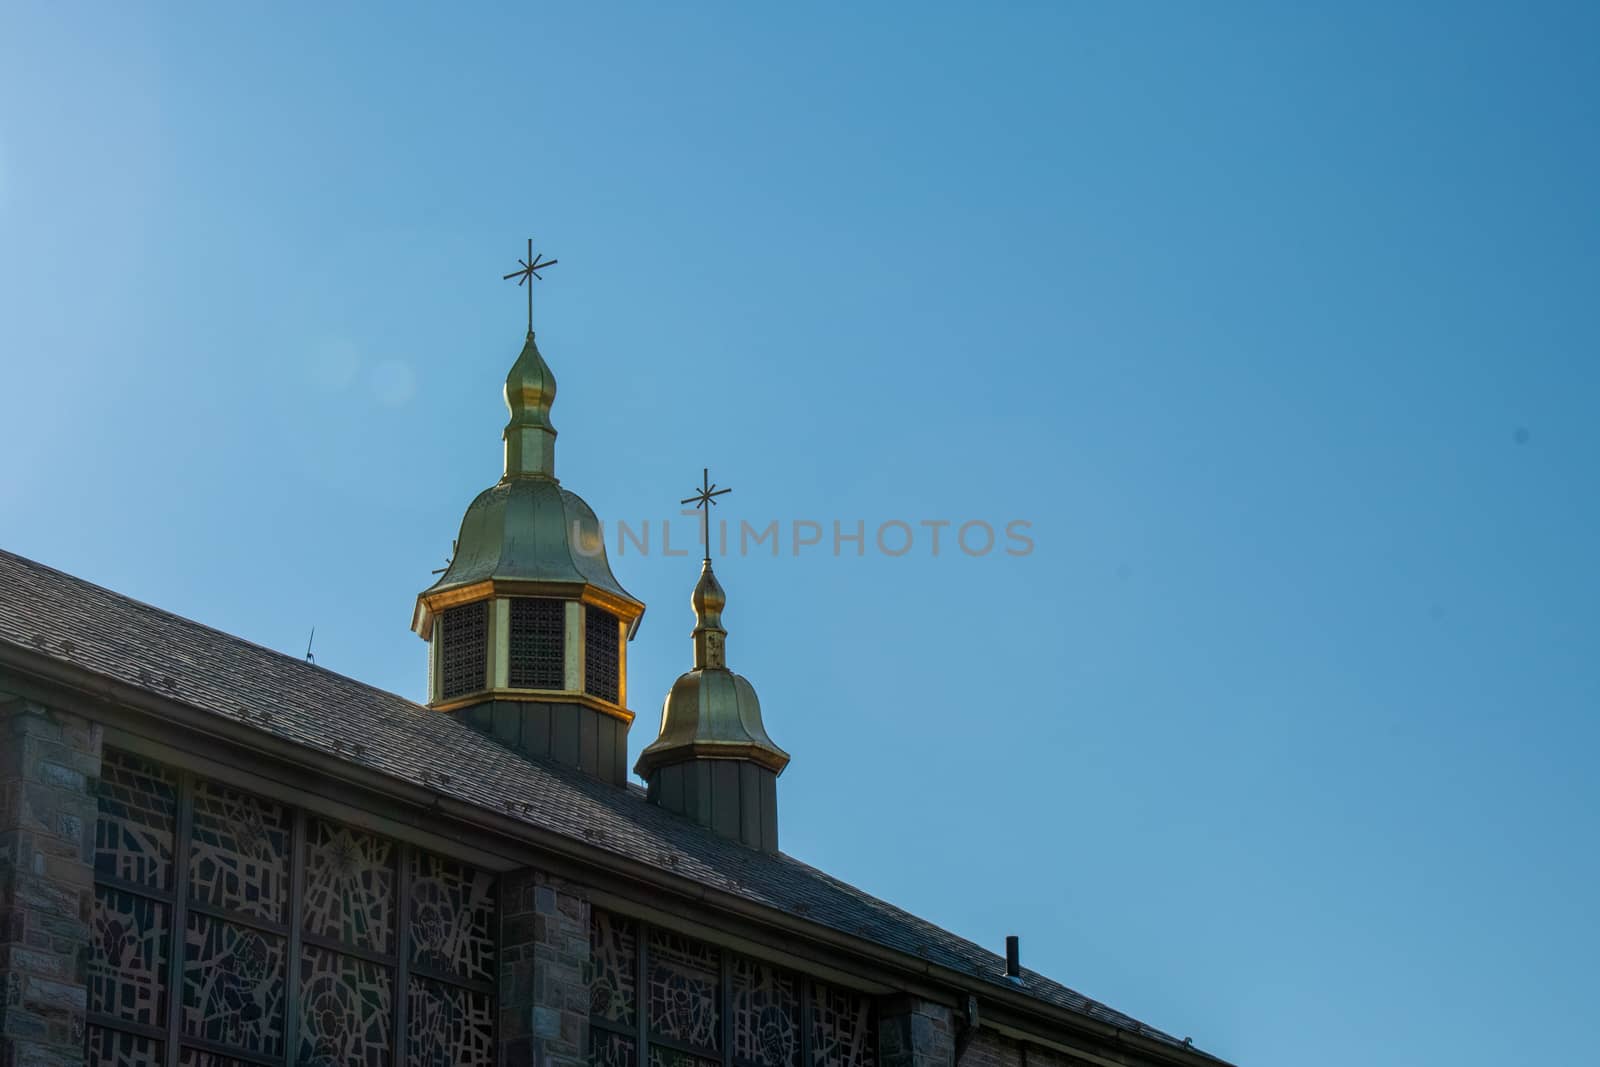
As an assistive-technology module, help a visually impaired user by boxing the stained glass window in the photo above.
[585,605,621,702]
[189,779,290,922]
[651,1048,722,1067]
[408,976,496,1066]
[89,751,179,1067]
[589,909,877,1067]
[440,600,489,699]
[94,748,177,888]
[182,912,288,1057]
[510,596,566,688]
[90,887,170,1027]
[176,1051,254,1067]
[303,817,396,954]
[732,957,800,1067]
[410,850,497,983]
[649,928,721,1053]
[87,749,497,1067]
[86,1026,162,1067]
[588,909,638,1067]
[590,908,638,1028]
[299,945,393,1067]
[592,1029,639,1067]
[810,983,874,1067]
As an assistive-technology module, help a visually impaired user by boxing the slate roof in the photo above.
[0,548,1222,1064]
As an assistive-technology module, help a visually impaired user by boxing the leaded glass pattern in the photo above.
[189,779,289,922]
[410,850,497,983]
[440,600,489,699]
[94,748,177,888]
[298,945,393,1067]
[649,928,721,1053]
[591,1030,637,1067]
[510,596,566,688]
[811,983,874,1067]
[408,976,495,1067]
[650,1047,722,1067]
[87,1026,162,1066]
[177,1051,253,1066]
[182,912,287,1057]
[590,908,638,1028]
[90,887,170,1026]
[732,957,800,1067]
[89,748,498,1067]
[585,605,620,702]
[588,909,882,1067]
[303,817,396,954]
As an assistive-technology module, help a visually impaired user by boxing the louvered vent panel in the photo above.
[508,597,565,689]
[584,606,620,703]
[440,601,488,700]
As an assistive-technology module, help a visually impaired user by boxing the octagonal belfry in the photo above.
[412,327,644,784]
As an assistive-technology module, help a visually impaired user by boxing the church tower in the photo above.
[412,247,644,785]
[637,480,789,851]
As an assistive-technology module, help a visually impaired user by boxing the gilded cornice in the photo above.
[412,578,645,637]
[430,688,636,724]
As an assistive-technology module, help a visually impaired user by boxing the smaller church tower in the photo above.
[637,475,789,851]
[412,244,645,784]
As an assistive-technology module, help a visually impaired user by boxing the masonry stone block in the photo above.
[501,868,593,1067]
[0,698,101,1067]
[880,997,956,1067]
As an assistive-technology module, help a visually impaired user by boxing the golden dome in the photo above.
[412,328,643,637]
[419,478,638,608]
[692,562,725,615]
[634,560,788,777]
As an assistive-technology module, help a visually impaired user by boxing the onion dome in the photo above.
[501,326,558,478]
[636,559,789,851]
[419,464,635,610]
[412,326,643,786]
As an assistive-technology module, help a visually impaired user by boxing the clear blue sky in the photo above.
[3,4,1596,1064]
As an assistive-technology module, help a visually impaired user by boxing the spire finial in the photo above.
[680,469,732,668]
[680,468,732,564]
[502,237,558,334]
[499,239,562,478]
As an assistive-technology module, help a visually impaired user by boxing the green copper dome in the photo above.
[422,477,637,608]
[413,329,643,635]
[635,561,788,776]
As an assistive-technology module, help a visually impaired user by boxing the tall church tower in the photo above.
[412,272,644,785]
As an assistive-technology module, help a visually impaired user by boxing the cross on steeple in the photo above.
[681,468,732,563]
[502,238,558,334]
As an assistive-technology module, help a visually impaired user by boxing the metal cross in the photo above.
[681,468,732,562]
[502,238,558,333]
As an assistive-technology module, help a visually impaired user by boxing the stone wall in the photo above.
[880,997,955,1067]
[500,869,592,1067]
[0,698,102,1067]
